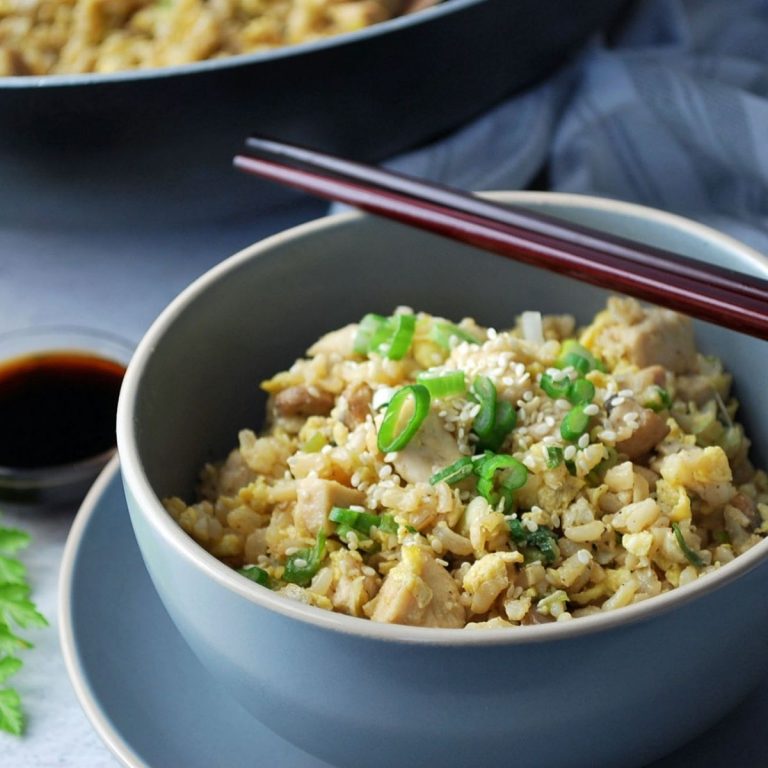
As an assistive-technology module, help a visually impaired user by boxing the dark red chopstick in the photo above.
[243,136,768,305]
[233,145,768,341]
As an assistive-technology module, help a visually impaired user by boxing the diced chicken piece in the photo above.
[391,410,463,484]
[340,381,373,428]
[610,400,669,459]
[307,323,357,357]
[595,299,697,374]
[328,550,382,617]
[368,545,465,628]
[658,446,735,506]
[463,552,522,614]
[273,385,335,418]
[616,365,667,392]
[293,478,365,536]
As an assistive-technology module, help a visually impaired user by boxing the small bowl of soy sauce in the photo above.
[0,327,134,511]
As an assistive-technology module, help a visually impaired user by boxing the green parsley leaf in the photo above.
[0,517,47,736]
[0,556,26,586]
[0,657,22,685]
[0,585,48,630]
[0,621,31,655]
[0,687,23,736]
[0,529,30,555]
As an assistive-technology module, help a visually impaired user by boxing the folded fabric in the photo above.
[383,0,768,255]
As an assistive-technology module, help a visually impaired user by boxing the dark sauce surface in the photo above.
[0,352,125,469]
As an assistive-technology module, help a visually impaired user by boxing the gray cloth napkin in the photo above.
[385,0,768,255]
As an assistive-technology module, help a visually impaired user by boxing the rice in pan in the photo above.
[1,0,420,75]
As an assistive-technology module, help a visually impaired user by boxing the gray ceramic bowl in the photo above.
[117,192,768,768]
[1,0,628,229]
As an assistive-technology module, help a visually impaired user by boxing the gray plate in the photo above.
[60,459,768,767]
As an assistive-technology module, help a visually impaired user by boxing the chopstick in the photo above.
[234,138,768,340]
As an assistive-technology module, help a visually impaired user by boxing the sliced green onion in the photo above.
[546,446,564,468]
[377,384,431,453]
[283,532,326,587]
[471,376,497,437]
[482,399,517,452]
[354,313,388,355]
[237,565,272,588]
[382,314,416,360]
[330,507,398,535]
[560,404,591,441]
[416,370,466,399]
[301,432,327,453]
[671,522,704,567]
[644,386,672,412]
[567,378,595,405]
[475,453,528,508]
[557,340,603,375]
[540,373,572,400]
[431,321,480,349]
[354,312,416,360]
[429,456,475,486]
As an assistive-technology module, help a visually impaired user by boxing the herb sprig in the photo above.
[0,517,47,736]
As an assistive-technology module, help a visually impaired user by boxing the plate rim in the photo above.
[58,454,148,768]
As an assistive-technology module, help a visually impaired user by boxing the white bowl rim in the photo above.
[117,190,768,646]
[0,0,478,89]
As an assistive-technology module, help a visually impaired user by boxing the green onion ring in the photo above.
[471,376,497,437]
[560,405,591,441]
[417,370,466,399]
[567,378,595,405]
[540,373,572,400]
[383,314,416,360]
[377,384,431,453]
[354,313,388,355]
[429,456,475,486]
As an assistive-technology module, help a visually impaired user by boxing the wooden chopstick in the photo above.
[234,141,768,341]
[243,136,768,304]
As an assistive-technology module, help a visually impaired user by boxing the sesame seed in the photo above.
[292,558,308,568]
[622,412,639,425]
[384,452,398,463]
[599,429,617,442]
[556,399,571,410]
[523,518,538,532]
[578,434,590,449]
[378,465,392,479]
[611,396,625,407]
[523,390,534,402]
[285,547,299,556]
[545,416,556,427]
[583,404,599,416]
[577,549,592,565]
[564,445,577,460]
[350,505,365,512]
[619,389,634,398]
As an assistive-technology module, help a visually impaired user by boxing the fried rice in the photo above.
[164,297,768,629]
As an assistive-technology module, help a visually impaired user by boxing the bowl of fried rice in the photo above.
[0,0,628,228]
[117,191,768,768]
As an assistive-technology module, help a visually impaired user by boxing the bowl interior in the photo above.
[129,192,768,511]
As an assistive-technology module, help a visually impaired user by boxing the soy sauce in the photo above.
[0,352,126,469]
